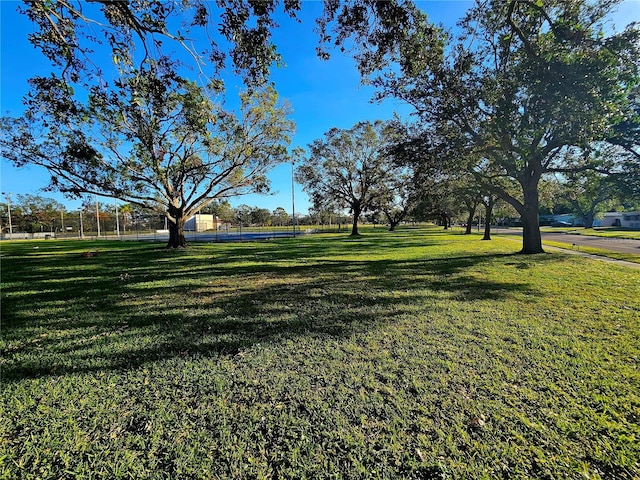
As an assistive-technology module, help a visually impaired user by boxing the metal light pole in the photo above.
[79,210,84,239]
[195,211,199,241]
[114,198,120,238]
[291,160,296,237]
[95,197,101,238]
[2,192,13,237]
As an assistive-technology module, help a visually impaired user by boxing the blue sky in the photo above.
[1,1,639,214]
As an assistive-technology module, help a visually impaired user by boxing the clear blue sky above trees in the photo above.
[1,1,638,214]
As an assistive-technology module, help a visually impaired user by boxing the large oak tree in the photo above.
[1,69,294,247]
[296,121,394,236]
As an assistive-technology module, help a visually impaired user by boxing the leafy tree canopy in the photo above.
[1,66,294,247]
[296,120,402,236]
[19,0,432,88]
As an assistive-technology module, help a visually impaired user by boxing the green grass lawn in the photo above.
[573,228,640,240]
[1,229,639,479]
[539,227,640,240]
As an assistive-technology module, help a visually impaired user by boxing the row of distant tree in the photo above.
[3,174,637,237]
[200,202,354,229]
[0,195,359,234]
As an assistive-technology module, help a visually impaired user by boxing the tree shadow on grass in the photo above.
[1,239,562,382]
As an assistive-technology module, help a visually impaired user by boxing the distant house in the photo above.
[600,211,640,229]
[539,213,581,226]
[184,214,224,232]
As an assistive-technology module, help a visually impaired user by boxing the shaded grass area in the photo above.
[1,229,639,479]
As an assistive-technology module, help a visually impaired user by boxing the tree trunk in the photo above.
[465,206,476,234]
[482,198,493,241]
[520,183,543,254]
[584,211,595,229]
[384,210,402,232]
[441,212,449,230]
[167,210,187,248]
[350,211,360,236]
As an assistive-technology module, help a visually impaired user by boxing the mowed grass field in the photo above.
[1,227,639,479]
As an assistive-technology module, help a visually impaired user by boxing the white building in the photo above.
[600,211,640,229]
[184,214,224,232]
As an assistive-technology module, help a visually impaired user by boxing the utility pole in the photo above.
[95,197,101,238]
[291,160,296,237]
[114,198,120,238]
[2,192,13,237]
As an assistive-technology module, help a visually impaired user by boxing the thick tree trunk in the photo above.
[384,210,402,232]
[465,207,476,235]
[441,212,450,230]
[584,212,595,229]
[350,212,360,236]
[167,211,187,248]
[482,199,493,241]
[520,183,543,254]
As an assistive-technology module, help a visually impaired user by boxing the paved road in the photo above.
[539,232,640,255]
[493,228,640,255]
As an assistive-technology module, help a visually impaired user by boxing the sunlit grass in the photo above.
[1,230,639,479]
[541,239,640,264]
[571,228,640,240]
[539,226,640,240]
